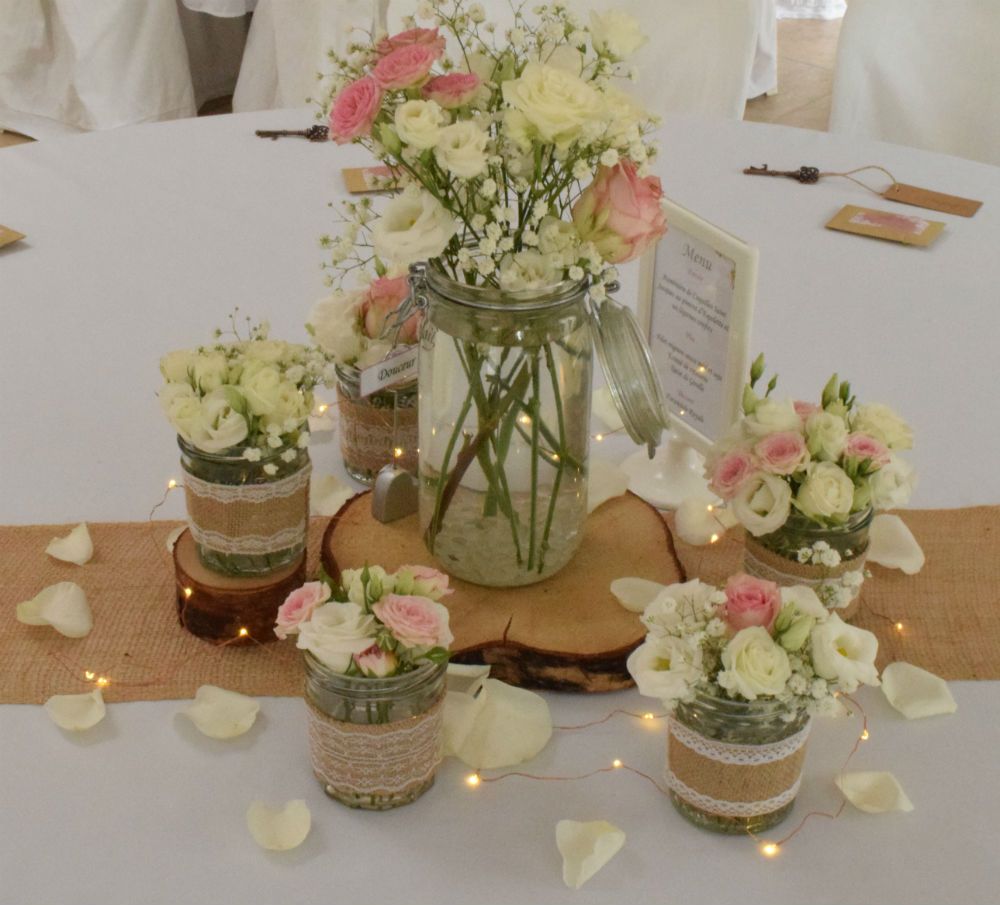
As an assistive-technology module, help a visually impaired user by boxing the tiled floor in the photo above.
[0,15,842,150]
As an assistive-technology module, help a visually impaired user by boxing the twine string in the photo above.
[821,165,898,196]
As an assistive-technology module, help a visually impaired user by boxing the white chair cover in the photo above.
[777,0,845,19]
[0,0,196,138]
[829,0,1000,166]
[748,0,778,98]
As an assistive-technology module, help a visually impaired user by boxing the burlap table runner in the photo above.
[2,507,998,704]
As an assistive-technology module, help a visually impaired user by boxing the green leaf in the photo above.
[821,373,839,409]
[765,375,778,397]
[749,353,765,386]
[422,647,451,665]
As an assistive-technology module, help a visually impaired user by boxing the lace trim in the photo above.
[183,465,311,504]
[188,522,306,556]
[668,717,811,765]
[664,769,803,818]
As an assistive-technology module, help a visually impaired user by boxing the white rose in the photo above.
[261,381,309,432]
[244,339,291,365]
[497,249,560,291]
[731,472,792,537]
[796,462,855,522]
[160,349,196,384]
[160,382,209,446]
[191,351,229,393]
[502,108,535,151]
[602,85,648,145]
[240,363,283,416]
[501,62,605,149]
[373,187,458,267]
[626,636,702,704]
[589,9,647,58]
[810,614,879,692]
[717,627,791,700]
[805,410,848,461]
[434,119,489,179]
[868,454,916,509]
[308,291,363,366]
[198,387,249,453]
[852,403,913,450]
[296,602,376,673]
[395,99,446,150]
[745,398,801,438]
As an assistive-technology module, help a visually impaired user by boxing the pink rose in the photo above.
[844,432,891,467]
[421,72,481,108]
[372,594,454,649]
[709,449,757,500]
[571,160,667,264]
[723,574,782,632]
[405,564,454,598]
[360,275,421,343]
[354,643,399,677]
[376,27,446,57]
[328,77,382,144]
[274,581,331,640]
[754,431,808,476]
[794,400,821,421]
[372,44,439,90]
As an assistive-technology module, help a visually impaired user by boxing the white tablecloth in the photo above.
[2,110,998,904]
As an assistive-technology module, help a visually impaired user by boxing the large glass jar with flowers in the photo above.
[623,573,881,834]
[317,1,670,584]
[706,357,915,618]
[274,564,453,810]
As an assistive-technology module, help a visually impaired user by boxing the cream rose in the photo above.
[192,351,229,393]
[240,363,283,416]
[868,454,916,509]
[852,403,913,450]
[261,380,309,432]
[198,386,249,453]
[160,349,196,384]
[744,398,802,438]
[373,187,458,267]
[588,9,647,58]
[796,462,855,522]
[626,635,702,704]
[731,472,792,537]
[434,119,489,179]
[805,410,848,461]
[296,602,376,673]
[160,382,208,446]
[308,291,363,366]
[718,627,791,700]
[810,615,879,692]
[501,62,605,149]
[394,99,445,150]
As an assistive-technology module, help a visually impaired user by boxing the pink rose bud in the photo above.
[708,450,757,500]
[372,43,440,90]
[421,72,481,108]
[354,643,399,678]
[372,594,453,649]
[360,275,420,342]
[793,400,821,421]
[571,159,667,264]
[753,431,808,476]
[844,432,891,467]
[376,27,446,57]
[405,564,454,597]
[274,581,331,640]
[328,77,383,144]
[723,574,782,632]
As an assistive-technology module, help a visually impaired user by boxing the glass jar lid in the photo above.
[589,290,669,456]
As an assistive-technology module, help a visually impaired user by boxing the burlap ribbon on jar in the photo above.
[337,387,418,479]
[306,693,444,801]
[665,716,812,819]
[182,463,310,557]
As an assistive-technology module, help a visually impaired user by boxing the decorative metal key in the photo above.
[254,125,329,142]
[743,164,821,183]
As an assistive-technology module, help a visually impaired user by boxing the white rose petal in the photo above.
[45,523,94,565]
[45,689,106,731]
[588,459,630,513]
[867,514,925,574]
[246,800,311,851]
[17,581,93,638]
[309,474,354,517]
[165,525,186,553]
[836,772,914,814]
[182,685,260,739]
[881,662,957,719]
[445,663,490,696]
[610,577,664,613]
[556,820,626,889]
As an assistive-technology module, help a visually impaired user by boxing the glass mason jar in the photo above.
[743,507,873,619]
[667,687,811,834]
[179,437,310,577]
[303,656,447,810]
[416,266,593,587]
[335,364,418,485]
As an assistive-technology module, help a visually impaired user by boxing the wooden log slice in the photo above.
[322,492,683,692]
[172,529,306,645]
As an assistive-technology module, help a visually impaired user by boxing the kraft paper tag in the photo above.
[359,345,419,397]
[826,205,945,247]
[883,182,982,217]
[0,225,25,248]
[342,165,399,194]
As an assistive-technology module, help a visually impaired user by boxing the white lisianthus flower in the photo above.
[308,290,363,366]
[626,636,702,704]
[868,454,916,509]
[373,187,458,267]
[296,602,376,673]
[160,349,196,384]
[497,249,560,291]
[240,363,283,416]
[717,627,792,700]
[796,461,855,522]
[745,398,801,438]
[501,62,605,150]
[198,386,249,453]
[589,9,647,58]
[394,99,445,150]
[810,614,880,692]
[434,119,489,179]
[731,472,792,537]
[160,382,208,446]
[851,403,913,450]
[805,410,848,461]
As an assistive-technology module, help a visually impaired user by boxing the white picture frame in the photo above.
[637,197,758,454]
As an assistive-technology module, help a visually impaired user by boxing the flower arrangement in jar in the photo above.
[275,564,453,809]
[625,573,880,834]
[704,356,915,617]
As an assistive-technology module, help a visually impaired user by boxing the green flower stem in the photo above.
[427,367,476,548]
[526,353,541,572]
[538,343,570,573]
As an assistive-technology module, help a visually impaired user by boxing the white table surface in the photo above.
[2,109,998,904]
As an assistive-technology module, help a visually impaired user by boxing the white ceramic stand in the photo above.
[621,434,711,510]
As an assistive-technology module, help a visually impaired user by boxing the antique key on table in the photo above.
[254,125,329,142]
[743,164,821,183]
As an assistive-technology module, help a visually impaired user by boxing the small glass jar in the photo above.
[304,655,447,810]
[744,508,872,618]
[335,364,418,485]
[178,437,310,577]
[667,687,811,835]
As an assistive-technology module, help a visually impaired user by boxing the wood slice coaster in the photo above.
[172,529,306,645]
[322,492,683,692]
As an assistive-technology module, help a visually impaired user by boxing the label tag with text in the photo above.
[359,345,419,398]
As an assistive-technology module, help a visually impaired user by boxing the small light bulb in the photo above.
[96,676,110,688]
[760,842,780,858]
[679,409,686,416]
[595,433,604,442]
[612,759,623,768]
[84,671,95,680]
[238,627,249,638]
[393,446,404,459]
[183,587,193,600]
[860,729,869,741]
[706,504,714,512]
[643,712,655,721]
[696,364,707,375]
[895,622,904,633]
[465,773,481,788]
[317,403,329,414]
[519,414,532,426]
[551,453,560,462]
[709,533,720,544]
[167,479,178,490]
